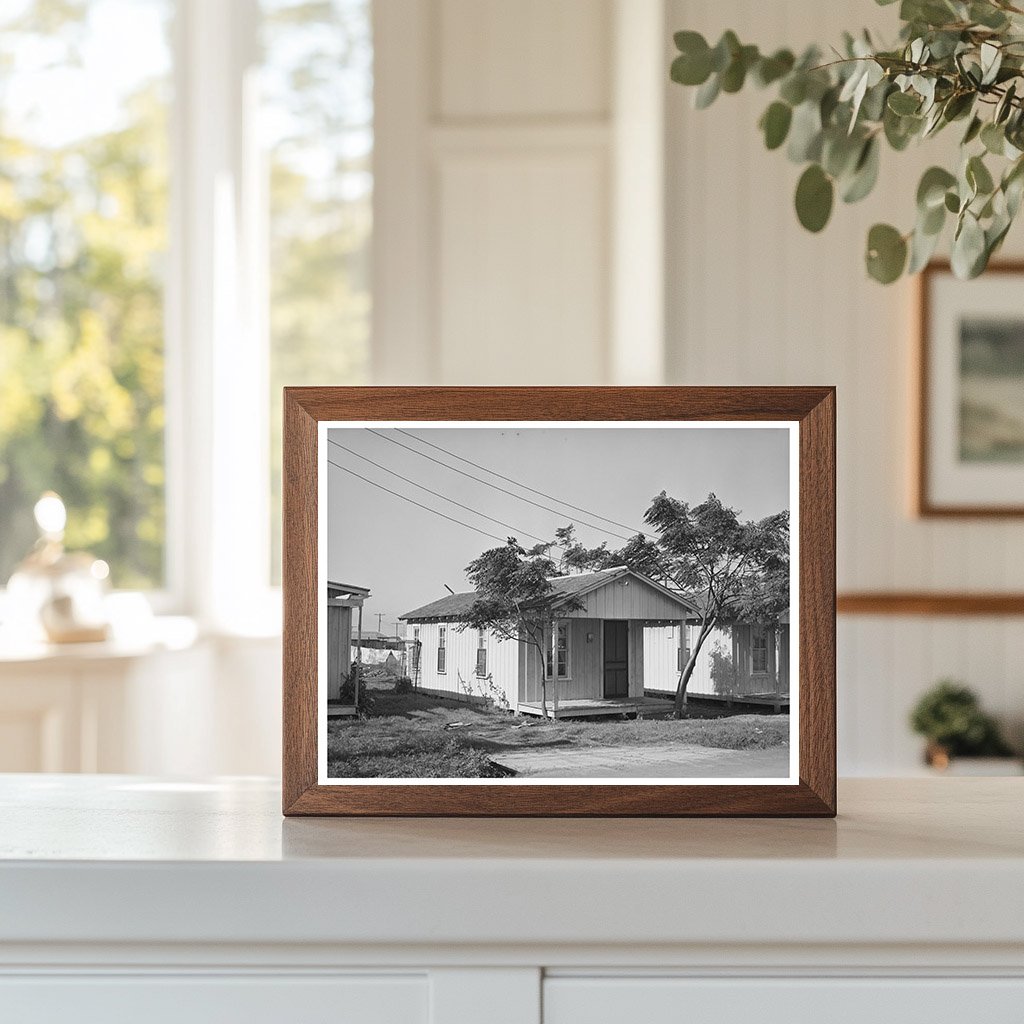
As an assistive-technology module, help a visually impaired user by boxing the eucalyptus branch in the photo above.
[671,0,1024,282]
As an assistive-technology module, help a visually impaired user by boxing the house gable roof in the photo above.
[400,567,699,622]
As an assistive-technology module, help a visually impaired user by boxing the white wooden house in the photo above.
[400,567,698,717]
[642,612,791,707]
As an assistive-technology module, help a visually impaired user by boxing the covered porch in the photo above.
[518,695,678,719]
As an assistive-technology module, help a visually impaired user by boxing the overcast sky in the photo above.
[326,426,791,633]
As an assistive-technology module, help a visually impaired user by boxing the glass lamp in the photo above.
[5,493,111,644]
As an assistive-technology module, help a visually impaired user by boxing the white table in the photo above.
[1,776,1022,1023]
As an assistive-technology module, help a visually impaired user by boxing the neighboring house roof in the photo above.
[328,581,371,598]
[400,566,699,621]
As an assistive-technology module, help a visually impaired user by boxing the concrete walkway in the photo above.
[493,742,790,779]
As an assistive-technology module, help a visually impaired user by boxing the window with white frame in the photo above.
[262,0,372,582]
[0,0,173,589]
[752,628,769,674]
[437,624,446,674]
[545,621,570,679]
[475,627,487,677]
[0,0,372,621]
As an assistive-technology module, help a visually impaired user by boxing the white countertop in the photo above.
[1,775,1022,951]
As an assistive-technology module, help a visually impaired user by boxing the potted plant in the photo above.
[909,680,1019,772]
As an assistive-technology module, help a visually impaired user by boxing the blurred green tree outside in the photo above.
[0,0,372,591]
[264,0,372,582]
[0,0,171,589]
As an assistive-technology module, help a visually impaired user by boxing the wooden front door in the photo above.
[603,620,629,697]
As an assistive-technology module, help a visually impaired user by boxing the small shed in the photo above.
[326,581,371,713]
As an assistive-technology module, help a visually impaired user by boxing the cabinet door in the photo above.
[544,977,1024,1024]
[0,974,428,1024]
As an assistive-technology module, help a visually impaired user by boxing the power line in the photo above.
[394,427,653,539]
[365,428,637,543]
[327,458,508,543]
[326,436,549,544]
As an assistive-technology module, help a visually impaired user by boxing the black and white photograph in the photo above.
[319,422,798,784]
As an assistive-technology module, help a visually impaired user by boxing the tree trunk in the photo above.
[673,614,717,719]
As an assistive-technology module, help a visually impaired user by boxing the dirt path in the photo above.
[493,742,790,779]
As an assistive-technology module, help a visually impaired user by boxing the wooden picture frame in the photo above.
[916,260,1024,517]
[283,387,836,817]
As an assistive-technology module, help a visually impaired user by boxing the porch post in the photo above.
[355,603,364,711]
[551,621,559,715]
[680,618,688,706]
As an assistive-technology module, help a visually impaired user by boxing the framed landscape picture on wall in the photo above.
[918,262,1024,516]
[282,387,836,817]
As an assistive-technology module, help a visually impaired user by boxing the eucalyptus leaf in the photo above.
[694,73,721,109]
[760,101,793,150]
[754,49,795,87]
[822,128,863,178]
[942,92,974,122]
[996,82,1017,124]
[951,211,987,278]
[970,2,1009,29]
[710,31,740,73]
[787,101,823,162]
[917,166,957,210]
[888,90,921,115]
[721,45,759,93]
[981,121,1006,155]
[967,154,995,195]
[866,223,908,283]
[779,73,807,106]
[795,164,834,232]
[920,199,946,235]
[842,137,881,203]
[980,42,1002,86]
[908,221,942,273]
[962,115,983,145]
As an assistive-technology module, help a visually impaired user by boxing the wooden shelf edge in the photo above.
[838,592,1024,616]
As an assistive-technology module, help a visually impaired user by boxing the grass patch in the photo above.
[326,683,789,777]
[327,726,514,778]
[553,715,789,751]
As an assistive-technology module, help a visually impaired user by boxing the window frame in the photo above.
[437,624,447,674]
[544,621,571,681]
[475,626,487,678]
[751,627,770,675]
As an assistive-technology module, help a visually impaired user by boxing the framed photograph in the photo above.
[283,387,835,816]
[917,261,1024,516]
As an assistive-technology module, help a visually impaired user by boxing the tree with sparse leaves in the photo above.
[670,0,1024,282]
[617,494,790,719]
[461,538,584,720]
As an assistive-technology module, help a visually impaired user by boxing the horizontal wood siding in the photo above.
[644,624,793,697]
[523,618,605,703]
[406,622,518,710]
[643,624,735,698]
[564,576,691,621]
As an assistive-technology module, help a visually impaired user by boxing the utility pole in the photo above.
[376,611,384,633]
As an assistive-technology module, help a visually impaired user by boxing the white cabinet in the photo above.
[1,975,428,1024]
[544,977,1024,1024]
[1,778,1022,1024]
